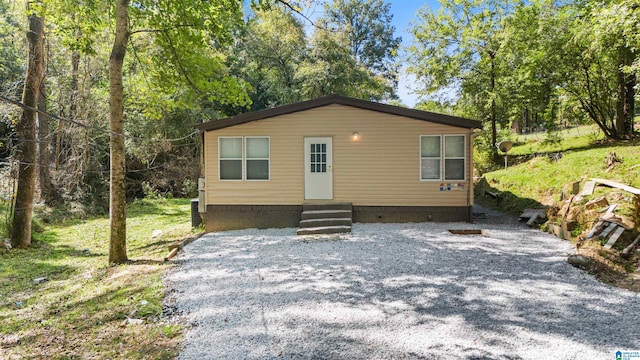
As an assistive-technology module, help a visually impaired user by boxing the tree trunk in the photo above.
[12,3,44,248]
[626,72,635,134]
[489,52,498,160]
[38,76,55,203]
[616,53,626,138]
[616,46,635,138]
[108,0,130,264]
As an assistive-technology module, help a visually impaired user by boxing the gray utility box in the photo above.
[191,198,202,227]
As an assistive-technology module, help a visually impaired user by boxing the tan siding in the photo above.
[205,104,474,206]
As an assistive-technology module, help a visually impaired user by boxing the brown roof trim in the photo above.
[196,94,482,132]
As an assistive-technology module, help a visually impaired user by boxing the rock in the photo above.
[120,317,144,327]
[33,277,48,285]
[585,196,608,210]
[151,230,163,239]
[567,254,592,269]
[138,300,149,306]
[4,238,11,250]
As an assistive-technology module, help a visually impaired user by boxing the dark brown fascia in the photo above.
[196,94,482,132]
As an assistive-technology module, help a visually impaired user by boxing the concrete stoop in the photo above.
[297,203,352,235]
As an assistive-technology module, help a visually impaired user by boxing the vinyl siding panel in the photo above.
[204,104,474,206]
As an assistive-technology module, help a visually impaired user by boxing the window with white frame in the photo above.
[219,137,243,180]
[219,136,270,181]
[420,135,466,181]
[444,135,465,180]
[420,135,441,180]
[245,137,270,180]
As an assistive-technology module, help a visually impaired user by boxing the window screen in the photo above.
[420,136,441,180]
[219,137,242,180]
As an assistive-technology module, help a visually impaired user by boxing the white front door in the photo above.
[304,137,333,200]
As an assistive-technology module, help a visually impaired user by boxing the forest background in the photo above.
[0,0,638,250]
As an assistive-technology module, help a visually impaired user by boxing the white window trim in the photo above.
[420,135,442,182]
[444,134,466,181]
[218,136,271,181]
[419,134,467,182]
[219,136,243,181]
[245,136,271,181]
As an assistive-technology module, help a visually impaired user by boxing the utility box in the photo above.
[197,178,205,214]
[191,198,202,227]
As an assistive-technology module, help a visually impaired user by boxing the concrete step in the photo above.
[296,225,352,235]
[299,217,352,228]
[302,202,352,212]
[300,209,352,220]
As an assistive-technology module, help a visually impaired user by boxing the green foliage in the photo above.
[410,0,639,165]
[127,0,250,118]
[300,27,391,100]
[226,6,307,111]
[325,0,401,85]
[0,0,24,95]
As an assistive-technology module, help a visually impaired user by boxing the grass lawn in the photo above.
[510,125,604,156]
[482,126,640,216]
[0,198,196,359]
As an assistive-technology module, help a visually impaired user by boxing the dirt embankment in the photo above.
[476,177,640,292]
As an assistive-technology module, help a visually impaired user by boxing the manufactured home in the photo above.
[197,95,482,233]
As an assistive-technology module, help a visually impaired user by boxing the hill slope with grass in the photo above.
[476,126,640,291]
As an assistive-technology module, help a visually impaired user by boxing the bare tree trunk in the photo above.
[38,76,55,203]
[489,52,498,160]
[616,56,626,138]
[70,48,79,120]
[616,47,635,138]
[108,0,130,264]
[626,72,635,134]
[12,3,44,248]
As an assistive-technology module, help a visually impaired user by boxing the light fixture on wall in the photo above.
[352,131,359,140]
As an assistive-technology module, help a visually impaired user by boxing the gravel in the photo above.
[165,213,640,359]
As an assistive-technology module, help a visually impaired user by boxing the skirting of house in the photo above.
[205,204,473,232]
[205,205,303,232]
[353,205,472,223]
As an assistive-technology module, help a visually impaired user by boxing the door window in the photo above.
[310,143,327,173]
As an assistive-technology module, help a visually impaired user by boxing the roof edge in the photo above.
[197,95,482,132]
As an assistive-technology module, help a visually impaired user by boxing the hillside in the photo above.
[476,126,640,291]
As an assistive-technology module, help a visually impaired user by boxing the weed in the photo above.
[162,324,183,339]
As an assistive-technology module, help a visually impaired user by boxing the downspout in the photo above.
[197,131,206,222]
[199,131,205,177]
[467,129,475,222]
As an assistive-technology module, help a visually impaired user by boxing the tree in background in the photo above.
[106,0,249,264]
[227,6,307,111]
[301,25,390,99]
[302,0,400,101]
[325,0,401,85]
[408,0,519,157]
[0,0,24,167]
[325,0,401,95]
[408,0,639,165]
[0,0,23,96]
[586,0,638,137]
[11,1,45,248]
[108,0,129,264]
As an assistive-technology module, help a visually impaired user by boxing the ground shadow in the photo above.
[167,225,640,359]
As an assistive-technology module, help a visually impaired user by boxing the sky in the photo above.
[388,0,441,107]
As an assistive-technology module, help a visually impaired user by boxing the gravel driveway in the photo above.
[165,214,640,359]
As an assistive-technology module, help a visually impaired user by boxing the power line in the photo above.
[0,95,200,143]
